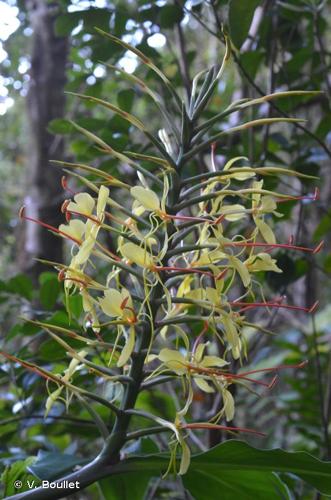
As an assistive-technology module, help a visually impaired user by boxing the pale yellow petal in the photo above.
[99,289,123,317]
[45,387,63,417]
[194,343,206,363]
[261,195,277,213]
[220,204,247,221]
[73,236,95,266]
[67,192,95,215]
[230,256,251,287]
[179,439,191,475]
[120,242,154,268]
[205,287,220,306]
[159,348,187,374]
[223,388,235,421]
[131,186,160,211]
[59,219,85,241]
[194,377,215,393]
[201,355,229,368]
[117,326,135,367]
[255,218,276,244]
[97,185,110,219]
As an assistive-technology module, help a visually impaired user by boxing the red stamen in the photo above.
[223,240,324,254]
[276,187,319,203]
[61,200,72,222]
[187,363,277,389]
[238,360,308,377]
[192,321,209,356]
[58,269,66,281]
[313,241,324,254]
[229,300,319,314]
[63,277,87,287]
[19,207,82,245]
[105,211,132,229]
[119,297,137,323]
[64,207,101,226]
[181,422,265,437]
[120,297,129,310]
[61,199,70,213]
[97,242,121,262]
[61,176,76,196]
[211,214,226,225]
[215,268,228,281]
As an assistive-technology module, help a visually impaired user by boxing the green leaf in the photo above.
[48,118,73,135]
[183,470,289,500]
[228,0,260,49]
[39,338,66,361]
[39,272,61,310]
[7,274,33,300]
[238,51,264,79]
[313,210,331,241]
[158,5,183,28]
[81,8,112,32]
[98,473,151,500]
[65,294,83,320]
[68,92,146,131]
[28,451,89,481]
[117,89,135,113]
[1,457,39,496]
[54,13,80,36]
[98,439,157,500]
[111,440,331,496]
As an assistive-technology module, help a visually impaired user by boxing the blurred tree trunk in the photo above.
[19,0,67,282]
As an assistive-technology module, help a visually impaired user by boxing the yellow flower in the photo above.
[59,219,85,243]
[117,326,135,367]
[245,252,282,273]
[217,313,241,360]
[98,288,134,321]
[252,181,276,244]
[67,192,95,216]
[96,185,109,222]
[158,346,228,391]
[131,186,160,212]
[120,242,154,268]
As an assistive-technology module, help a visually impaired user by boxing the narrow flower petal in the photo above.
[131,186,160,211]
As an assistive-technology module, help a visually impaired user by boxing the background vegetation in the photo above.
[0,0,331,498]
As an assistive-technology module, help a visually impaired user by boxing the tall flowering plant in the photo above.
[3,31,326,498]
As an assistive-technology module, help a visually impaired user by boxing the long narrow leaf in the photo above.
[95,28,182,109]
[196,90,322,135]
[185,117,306,160]
[51,160,129,188]
[70,122,163,185]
